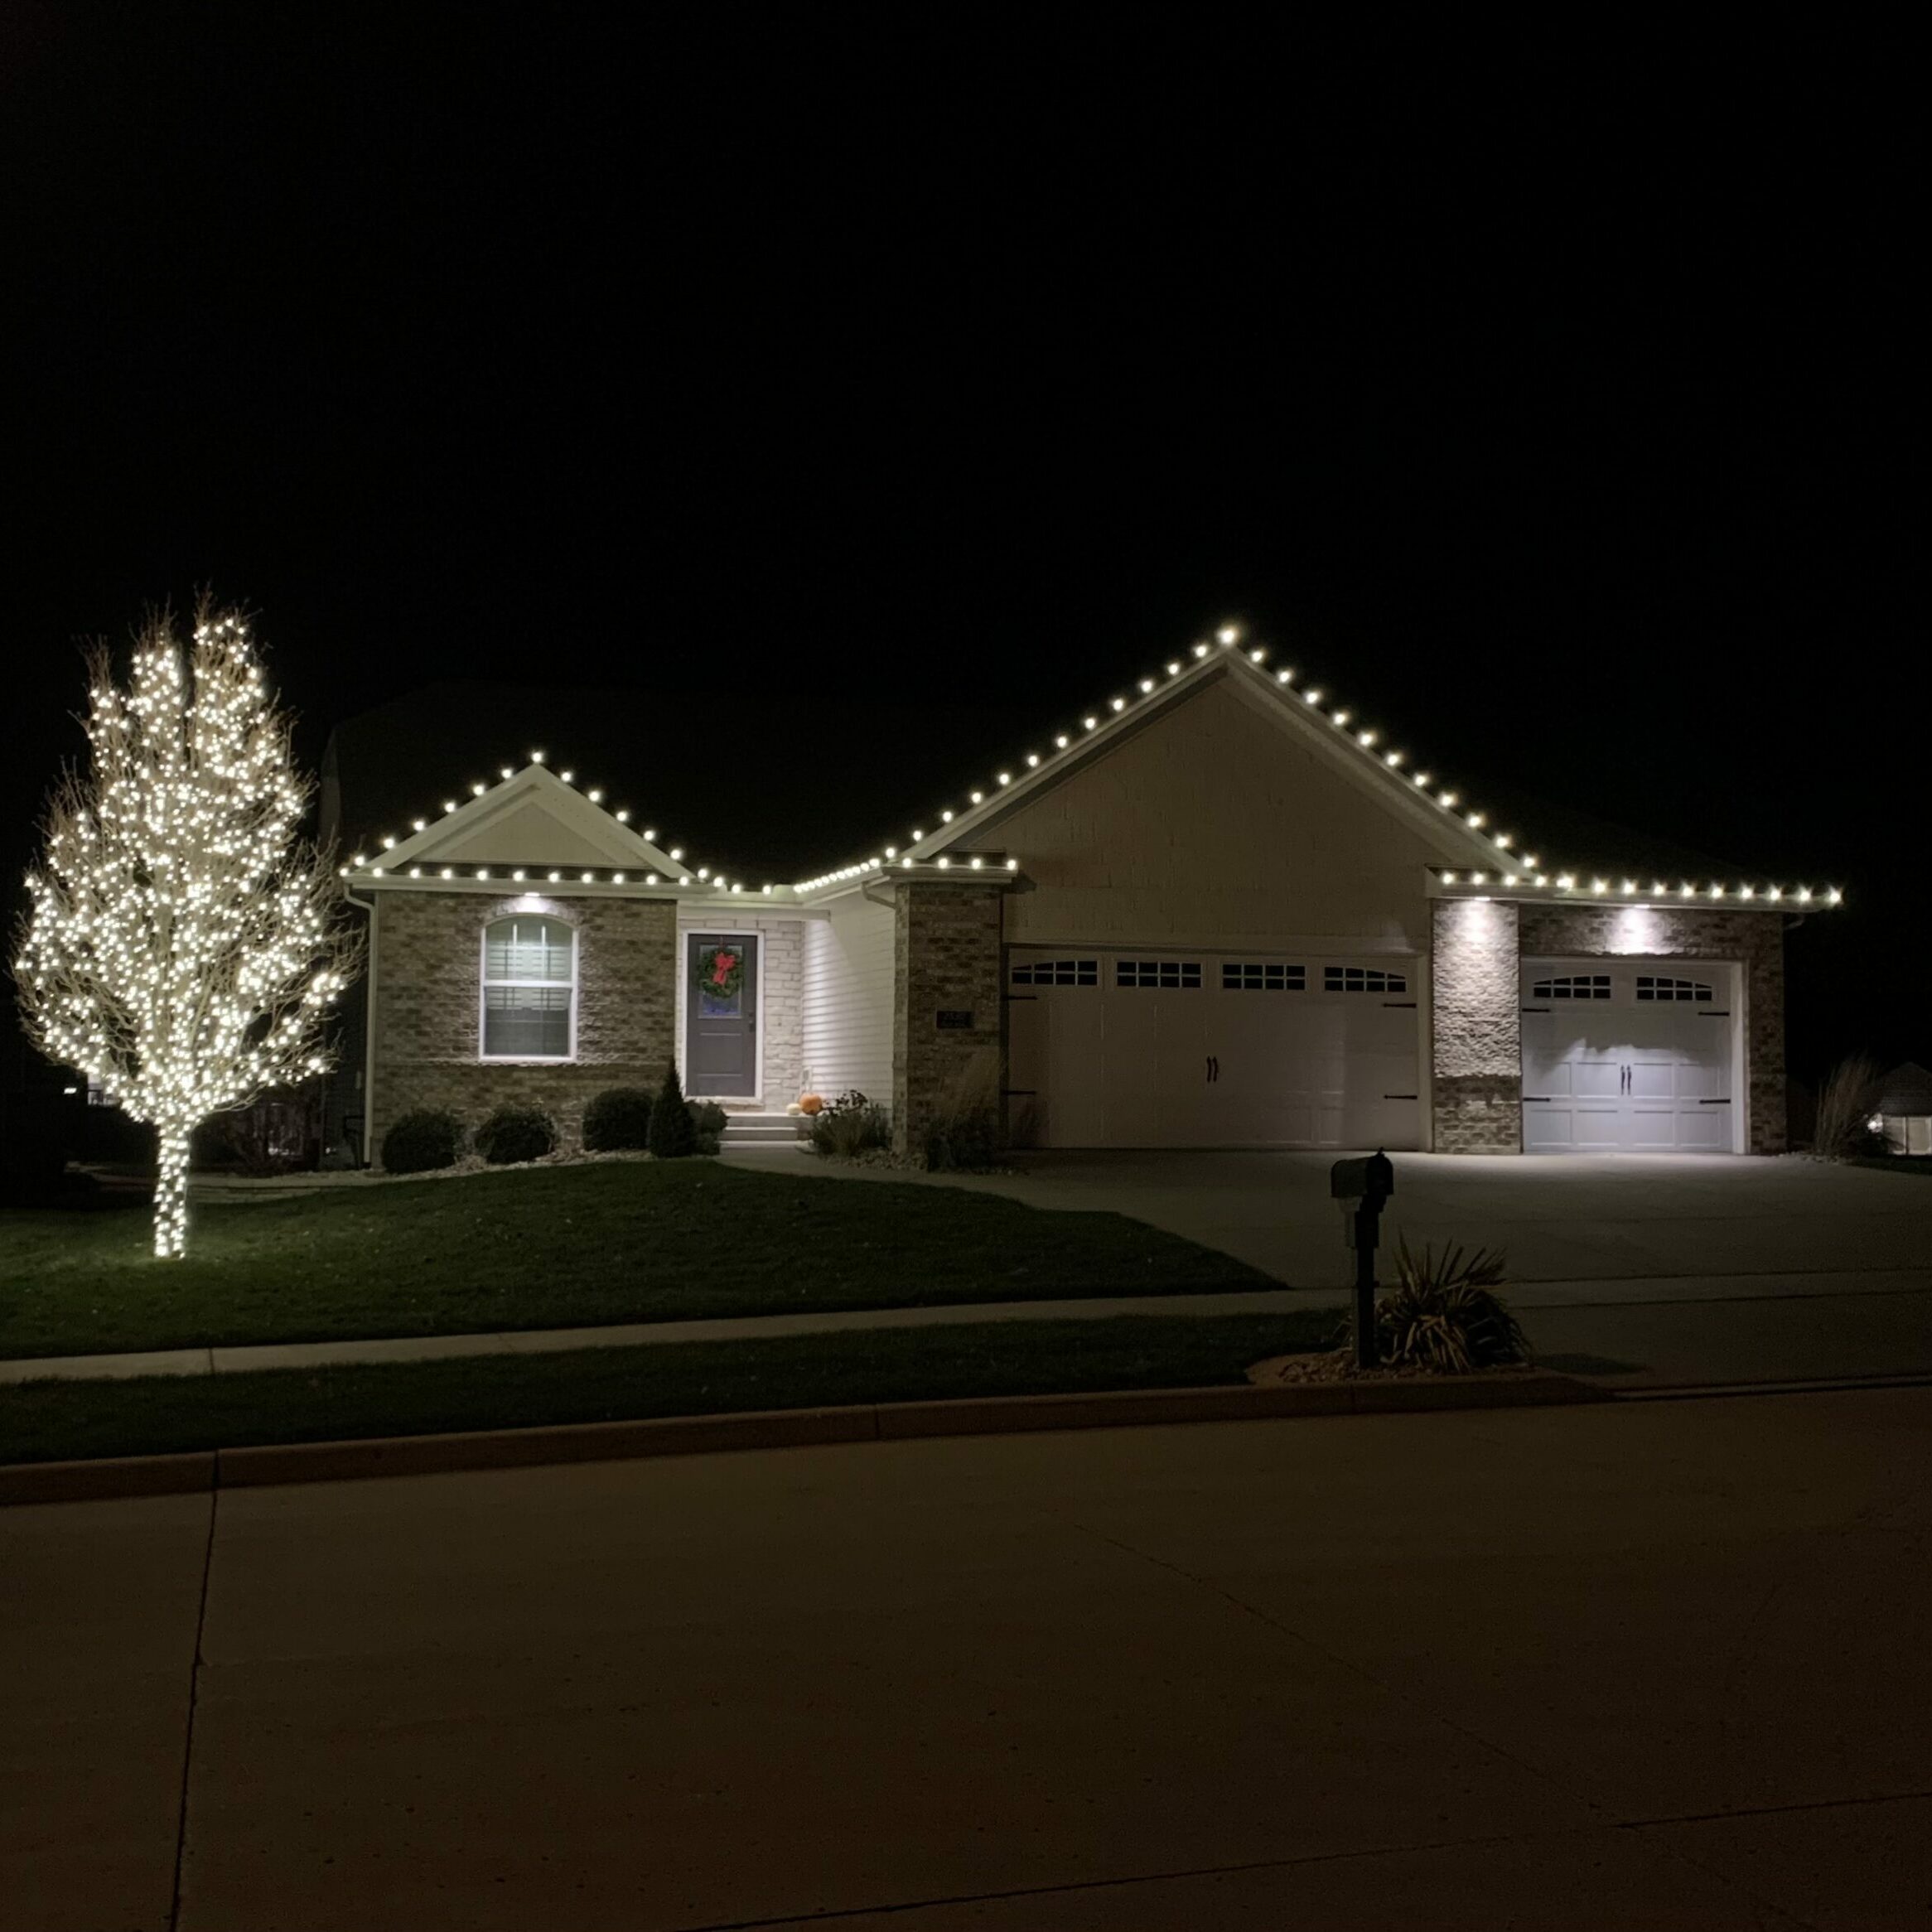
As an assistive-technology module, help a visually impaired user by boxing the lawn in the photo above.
[0,1311,1336,1465]
[0,1159,1274,1359]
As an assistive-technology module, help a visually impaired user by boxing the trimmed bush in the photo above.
[473,1104,557,1166]
[809,1091,891,1158]
[688,1099,727,1156]
[583,1086,654,1152]
[648,1065,697,1159]
[381,1108,464,1175]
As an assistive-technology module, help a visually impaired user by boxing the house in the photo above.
[321,628,1838,1166]
[1872,1064,1932,1157]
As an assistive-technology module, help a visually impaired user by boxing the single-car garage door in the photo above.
[1007,949,1422,1149]
[1520,958,1740,1152]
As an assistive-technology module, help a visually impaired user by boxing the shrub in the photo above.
[648,1065,697,1158]
[583,1086,654,1152]
[1373,1241,1527,1373]
[809,1090,891,1157]
[688,1099,727,1155]
[381,1108,464,1175]
[1811,1053,1886,1158]
[920,1047,1001,1171]
[473,1103,557,1166]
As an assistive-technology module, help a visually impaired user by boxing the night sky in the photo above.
[2,14,1922,1081]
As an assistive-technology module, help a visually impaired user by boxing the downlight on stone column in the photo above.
[1430,896,1522,1154]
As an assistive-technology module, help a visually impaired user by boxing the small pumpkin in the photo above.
[798,1093,825,1115]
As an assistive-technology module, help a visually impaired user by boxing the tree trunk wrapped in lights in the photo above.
[14,601,361,1258]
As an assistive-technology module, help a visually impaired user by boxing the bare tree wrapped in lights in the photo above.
[15,602,361,1258]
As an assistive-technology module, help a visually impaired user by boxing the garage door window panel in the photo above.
[1117,960,1202,989]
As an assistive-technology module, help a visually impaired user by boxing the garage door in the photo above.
[1007,949,1421,1149]
[1520,959,1739,1152]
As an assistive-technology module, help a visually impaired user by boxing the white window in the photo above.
[480,915,577,1060]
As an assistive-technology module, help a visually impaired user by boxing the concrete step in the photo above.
[720,1113,802,1145]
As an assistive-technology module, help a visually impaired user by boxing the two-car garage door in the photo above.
[1007,948,1422,1149]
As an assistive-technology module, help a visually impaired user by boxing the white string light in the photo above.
[15,604,360,1259]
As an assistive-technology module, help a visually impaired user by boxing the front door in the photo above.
[686,933,759,1098]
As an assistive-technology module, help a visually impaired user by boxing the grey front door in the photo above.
[686,934,759,1097]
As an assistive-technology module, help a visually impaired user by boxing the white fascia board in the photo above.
[1432,876,1841,913]
[351,763,686,877]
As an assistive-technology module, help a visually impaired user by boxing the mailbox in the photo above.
[1330,1151,1395,1369]
[1329,1152,1395,1205]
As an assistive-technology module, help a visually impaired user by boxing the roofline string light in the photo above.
[789,621,1546,892]
[344,756,753,896]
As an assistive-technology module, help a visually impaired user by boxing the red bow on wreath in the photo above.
[709,950,738,987]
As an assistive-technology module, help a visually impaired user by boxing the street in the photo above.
[7,1388,1929,1930]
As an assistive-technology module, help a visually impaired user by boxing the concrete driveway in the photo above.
[729,1147,1932,1291]
[8,1389,1930,1930]
[726,1147,1932,1386]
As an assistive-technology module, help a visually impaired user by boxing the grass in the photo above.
[0,1311,1336,1465]
[0,1160,1273,1360]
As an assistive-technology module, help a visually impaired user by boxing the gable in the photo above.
[434,796,641,867]
[357,764,688,881]
[993,673,1455,947]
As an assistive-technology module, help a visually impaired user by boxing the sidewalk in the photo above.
[0,1286,1314,1385]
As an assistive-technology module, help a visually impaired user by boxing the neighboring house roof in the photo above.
[1876,1062,1932,1113]
[331,628,1843,915]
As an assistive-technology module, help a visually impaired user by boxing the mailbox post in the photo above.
[1330,1151,1395,1369]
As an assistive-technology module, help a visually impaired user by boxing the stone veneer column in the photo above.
[891,881,1005,1157]
[1430,897,1523,1153]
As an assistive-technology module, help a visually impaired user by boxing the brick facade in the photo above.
[370,891,677,1162]
[1518,904,1786,1154]
[1430,898,1524,1153]
[891,881,1005,1157]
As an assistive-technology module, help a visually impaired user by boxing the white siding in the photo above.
[995,675,1442,952]
[801,891,895,1104]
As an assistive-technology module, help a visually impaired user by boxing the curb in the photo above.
[0,1372,1607,1506]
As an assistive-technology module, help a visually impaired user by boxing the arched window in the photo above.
[480,915,576,1060]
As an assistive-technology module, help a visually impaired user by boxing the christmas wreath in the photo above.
[694,944,744,1003]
